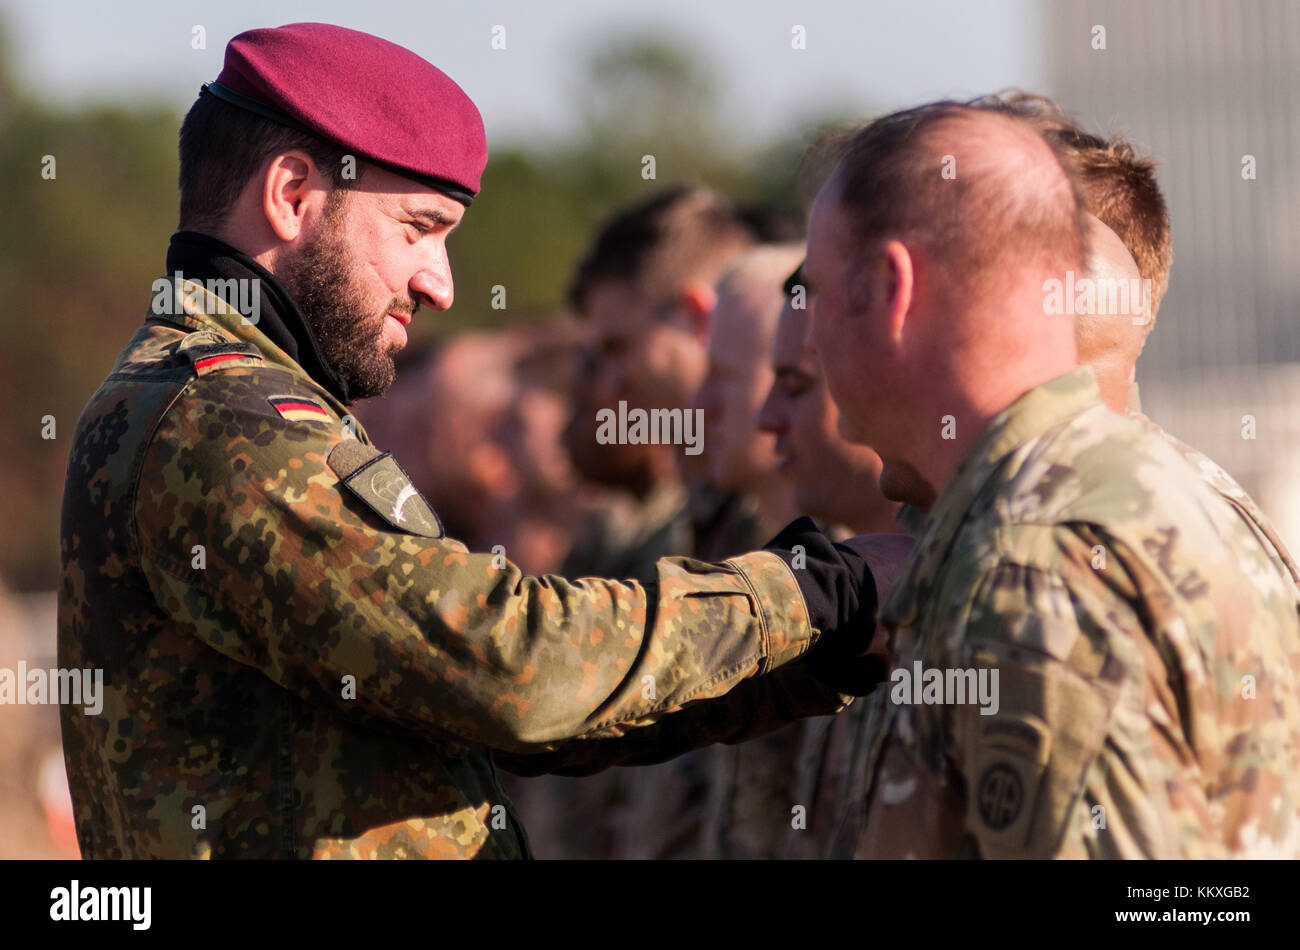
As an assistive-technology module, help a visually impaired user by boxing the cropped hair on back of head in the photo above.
[178,93,360,231]
[1057,139,1172,323]
[820,99,1089,302]
[567,186,756,314]
[973,89,1173,322]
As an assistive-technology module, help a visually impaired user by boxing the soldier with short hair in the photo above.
[804,99,1300,858]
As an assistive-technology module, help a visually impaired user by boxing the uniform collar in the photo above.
[929,366,1101,532]
[155,231,352,404]
[880,366,1102,628]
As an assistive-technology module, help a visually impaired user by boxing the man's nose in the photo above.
[410,245,454,311]
[756,384,784,434]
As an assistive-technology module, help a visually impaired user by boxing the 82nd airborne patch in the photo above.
[268,394,331,424]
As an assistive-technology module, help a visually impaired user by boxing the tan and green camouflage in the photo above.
[596,485,776,859]
[853,367,1300,858]
[1129,410,1300,602]
[57,275,833,859]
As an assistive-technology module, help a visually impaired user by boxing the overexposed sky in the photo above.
[0,0,1044,146]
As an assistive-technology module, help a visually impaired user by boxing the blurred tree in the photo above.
[0,38,178,587]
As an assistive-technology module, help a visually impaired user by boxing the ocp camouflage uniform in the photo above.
[57,253,866,859]
[848,367,1300,858]
[1130,411,1300,603]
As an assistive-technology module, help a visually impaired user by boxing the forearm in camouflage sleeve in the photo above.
[494,657,859,776]
[133,375,830,755]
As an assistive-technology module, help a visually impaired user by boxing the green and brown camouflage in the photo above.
[505,484,831,859]
[593,485,779,859]
[692,520,860,860]
[58,275,832,859]
[853,367,1300,858]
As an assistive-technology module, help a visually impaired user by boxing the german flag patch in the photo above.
[267,395,332,424]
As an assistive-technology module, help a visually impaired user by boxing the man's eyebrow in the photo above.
[407,207,460,229]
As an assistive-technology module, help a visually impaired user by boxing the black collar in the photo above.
[164,230,352,404]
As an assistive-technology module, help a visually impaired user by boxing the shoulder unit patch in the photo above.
[327,440,444,538]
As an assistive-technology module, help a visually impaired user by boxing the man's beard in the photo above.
[281,197,403,400]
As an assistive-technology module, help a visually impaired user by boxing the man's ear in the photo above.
[262,151,319,243]
[881,240,915,345]
[676,280,716,342]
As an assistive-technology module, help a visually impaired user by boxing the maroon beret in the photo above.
[205,22,487,205]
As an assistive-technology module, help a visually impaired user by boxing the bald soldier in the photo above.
[56,23,886,860]
[694,245,802,541]
[632,244,807,859]
[804,100,1300,858]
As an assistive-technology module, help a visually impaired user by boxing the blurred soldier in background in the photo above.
[759,268,910,537]
[359,324,593,576]
[623,243,807,859]
[691,244,802,556]
[689,267,912,859]
[1077,215,1300,596]
[358,333,521,553]
[506,186,758,858]
[560,186,756,583]
[494,324,595,574]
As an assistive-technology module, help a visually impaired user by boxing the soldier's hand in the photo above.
[839,533,914,603]
[837,533,914,655]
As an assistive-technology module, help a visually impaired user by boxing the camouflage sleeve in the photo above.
[494,658,856,776]
[133,372,823,755]
[950,539,1191,859]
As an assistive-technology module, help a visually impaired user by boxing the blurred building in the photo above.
[1044,0,1300,545]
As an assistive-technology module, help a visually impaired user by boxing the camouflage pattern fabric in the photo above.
[1129,411,1300,603]
[508,483,777,859]
[57,276,827,860]
[601,485,774,859]
[849,367,1300,858]
[503,480,693,859]
[694,519,853,860]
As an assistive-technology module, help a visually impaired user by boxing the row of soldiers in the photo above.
[363,91,1300,858]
